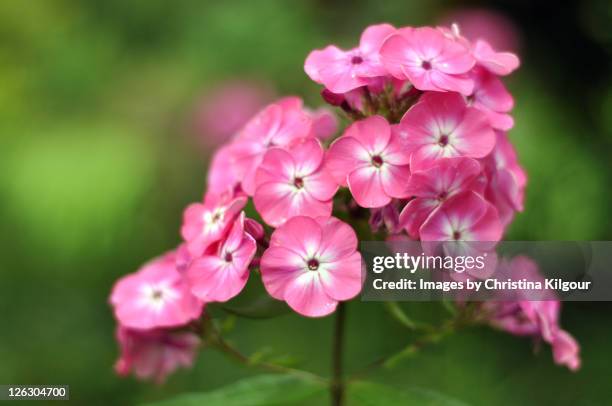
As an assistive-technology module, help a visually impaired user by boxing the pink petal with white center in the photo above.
[473,39,520,76]
[319,251,363,301]
[255,147,295,186]
[260,246,307,300]
[348,165,391,208]
[110,252,203,330]
[315,216,359,261]
[420,191,501,242]
[346,115,391,155]
[305,169,338,201]
[269,216,322,257]
[283,272,338,317]
[385,126,412,165]
[380,163,411,198]
[430,71,474,95]
[187,256,249,302]
[254,181,332,227]
[290,138,324,176]
[448,111,495,158]
[326,136,370,186]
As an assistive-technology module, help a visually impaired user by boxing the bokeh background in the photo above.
[1,1,611,405]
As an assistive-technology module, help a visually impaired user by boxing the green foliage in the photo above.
[348,382,469,406]
[145,374,326,406]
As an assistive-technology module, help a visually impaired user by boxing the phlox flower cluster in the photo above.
[108,23,578,382]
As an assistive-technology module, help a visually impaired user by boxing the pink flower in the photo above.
[468,67,514,130]
[399,157,483,238]
[304,24,396,93]
[308,107,338,140]
[254,138,337,227]
[229,99,313,195]
[472,39,519,76]
[419,191,502,242]
[552,330,581,371]
[484,257,581,371]
[181,192,246,257]
[380,27,475,95]
[398,92,495,170]
[186,213,256,302]
[207,145,242,196]
[110,251,204,330]
[260,216,362,317]
[326,115,411,208]
[114,326,200,383]
[482,132,526,227]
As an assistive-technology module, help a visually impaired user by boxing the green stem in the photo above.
[331,302,346,406]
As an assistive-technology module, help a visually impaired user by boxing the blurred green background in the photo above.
[1,0,611,405]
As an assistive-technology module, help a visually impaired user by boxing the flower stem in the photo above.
[331,302,346,406]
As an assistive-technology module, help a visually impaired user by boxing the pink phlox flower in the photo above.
[110,251,204,330]
[114,326,200,383]
[326,115,411,208]
[228,98,313,195]
[398,92,495,170]
[482,131,526,227]
[485,257,581,371]
[186,212,256,302]
[419,190,503,242]
[254,138,337,227]
[380,26,475,95]
[399,157,483,239]
[260,216,363,317]
[469,66,514,130]
[181,192,247,257]
[305,24,396,93]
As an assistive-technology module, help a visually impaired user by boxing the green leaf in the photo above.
[348,381,469,406]
[144,374,326,406]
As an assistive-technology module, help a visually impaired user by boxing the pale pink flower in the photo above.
[398,92,495,170]
[484,257,580,371]
[482,132,526,227]
[260,216,362,317]
[380,27,475,95]
[326,115,411,208]
[469,67,514,130]
[419,191,502,242]
[114,326,200,383]
[254,138,337,227]
[186,213,256,302]
[229,99,313,195]
[552,330,581,371]
[180,192,246,257]
[110,251,204,330]
[304,24,396,93]
[399,157,483,238]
